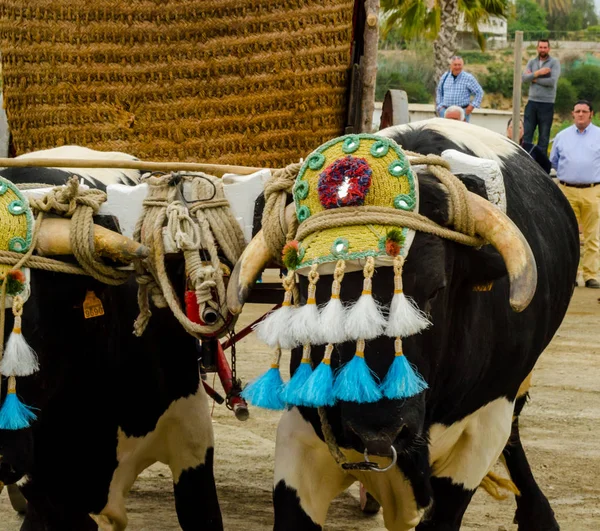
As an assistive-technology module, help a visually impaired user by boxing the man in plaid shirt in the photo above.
[436,56,484,122]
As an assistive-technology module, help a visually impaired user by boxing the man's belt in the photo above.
[559,180,600,188]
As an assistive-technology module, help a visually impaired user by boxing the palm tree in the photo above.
[381,0,508,79]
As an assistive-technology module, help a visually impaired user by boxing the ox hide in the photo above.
[244,120,578,531]
[0,154,223,531]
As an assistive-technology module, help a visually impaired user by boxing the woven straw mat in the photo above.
[0,0,355,167]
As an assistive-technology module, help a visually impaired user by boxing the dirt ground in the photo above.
[1,287,599,530]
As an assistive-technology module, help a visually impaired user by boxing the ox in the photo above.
[229,119,578,530]
[0,147,223,530]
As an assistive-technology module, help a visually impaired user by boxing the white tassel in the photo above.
[345,258,387,340]
[254,290,298,349]
[0,314,39,377]
[385,256,431,337]
[290,265,323,345]
[319,260,348,344]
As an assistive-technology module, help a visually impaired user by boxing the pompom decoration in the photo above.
[318,155,373,209]
[345,257,387,340]
[380,338,428,399]
[281,344,313,406]
[0,376,37,430]
[384,228,405,257]
[4,270,26,296]
[290,265,323,345]
[333,339,382,403]
[282,240,301,271]
[296,344,336,407]
[253,272,298,349]
[319,260,348,344]
[0,295,39,377]
[241,348,286,410]
[385,256,431,338]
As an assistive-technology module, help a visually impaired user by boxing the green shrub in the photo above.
[555,78,578,117]
[564,64,600,109]
[481,64,514,99]
[458,50,493,64]
[376,47,435,103]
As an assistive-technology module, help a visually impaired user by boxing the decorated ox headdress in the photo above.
[0,177,38,429]
[243,134,430,409]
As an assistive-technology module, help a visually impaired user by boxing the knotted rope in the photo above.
[0,177,132,282]
[133,172,245,338]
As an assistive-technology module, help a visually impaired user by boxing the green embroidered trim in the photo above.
[370,139,390,158]
[294,180,309,201]
[8,199,26,215]
[342,135,360,154]
[394,194,416,211]
[298,244,306,262]
[307,152,326,171]
[388,158,409,177]
[331,237,349,257]
[8,236,28,253]
[297,205,311,222]
[295,133,412,189]
[1,177,34,253]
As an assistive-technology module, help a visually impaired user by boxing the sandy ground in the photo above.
[1,287,599,530]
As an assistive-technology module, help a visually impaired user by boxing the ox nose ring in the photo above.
[341,445,397,473]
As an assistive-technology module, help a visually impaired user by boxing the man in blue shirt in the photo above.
[550,100,600,288]
[436,56,484,122]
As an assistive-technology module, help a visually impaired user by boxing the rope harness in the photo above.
[261,153,486,470]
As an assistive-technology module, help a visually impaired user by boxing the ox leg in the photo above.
[273,408,353,531]
[420,397,514,530]
[167,386,223,531]
[503,395,559,531]
[416,478,475,531]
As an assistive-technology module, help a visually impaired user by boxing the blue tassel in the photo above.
[333,340,382,403]
[241,353,286,410]
[296,344,336,407]
[380,339,428,399]
[281,356,313,406]
[0,377,37,430]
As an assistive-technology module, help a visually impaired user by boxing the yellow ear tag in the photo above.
[83,291,105,319]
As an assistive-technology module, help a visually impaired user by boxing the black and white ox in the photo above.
[0,147,223,530]
[228,119,578,530]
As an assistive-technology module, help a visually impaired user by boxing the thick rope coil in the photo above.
[262,162,302,263]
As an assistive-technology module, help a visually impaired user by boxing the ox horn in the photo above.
[227,203,296,315]
[467,192,537,312]
[36,217,148,262]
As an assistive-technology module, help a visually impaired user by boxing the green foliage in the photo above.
[457,50,493,64]
[376,48,435,103]
[507,0,548,37]
[555,78,578,116]
[480,63,514,98]
[546,0,597,31]
[564,64,600,110]
[381,0,509,52]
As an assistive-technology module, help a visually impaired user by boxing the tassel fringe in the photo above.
[289,265,323,345]
[0,315,39,377]
[380,338,428,399]
[333,339,382,403]
[319,260,348,344]
[241,349,286,410]
[297,344,336,407]
[281,345,313,406]
[0,376,37,430]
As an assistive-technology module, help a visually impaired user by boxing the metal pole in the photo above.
[511,31,524,143]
